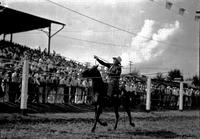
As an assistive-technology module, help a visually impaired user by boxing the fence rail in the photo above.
[1,81,200,110]
[0,58,200,112]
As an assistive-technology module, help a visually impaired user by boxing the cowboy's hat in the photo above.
[113,56,122,63]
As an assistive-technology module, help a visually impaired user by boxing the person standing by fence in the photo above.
[63,75,71,104]
[0,71,5,99]
[82,78,89,104]
[10,70,21,103]
[70,74,78,103]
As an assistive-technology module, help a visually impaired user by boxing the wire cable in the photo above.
[45,0,136,35]
[45,0,190,49]
[15,31,129,49]
[58,34,127,48]
[19,25,199,53]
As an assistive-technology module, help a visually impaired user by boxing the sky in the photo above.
[1,0,200,78]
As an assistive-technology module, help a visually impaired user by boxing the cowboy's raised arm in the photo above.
[94,55,111,68]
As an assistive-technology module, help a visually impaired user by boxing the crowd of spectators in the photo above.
[0,40,200,109]
[120,76,200,109]
[0,40,91,104]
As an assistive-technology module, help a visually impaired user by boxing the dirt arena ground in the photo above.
[0,110,200,139]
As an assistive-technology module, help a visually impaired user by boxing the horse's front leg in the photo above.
[91,105,101,132]
[97,106,107,126]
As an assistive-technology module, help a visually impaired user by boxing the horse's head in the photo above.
[81,65,101,79]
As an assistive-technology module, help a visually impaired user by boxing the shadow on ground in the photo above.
[50,129,196,139]
[124,129,195,138]
[0,102,95,113]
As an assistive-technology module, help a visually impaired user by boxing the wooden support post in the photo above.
[20,57,29,115]
[146,77,151,112]
[179,82,184,111]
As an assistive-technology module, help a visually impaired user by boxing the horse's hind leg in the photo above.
[114,105,119,130]
[125,106,135,127]
[123,100,135,127]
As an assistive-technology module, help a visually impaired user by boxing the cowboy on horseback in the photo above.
[82,56,135,132]
[94,55,122,98]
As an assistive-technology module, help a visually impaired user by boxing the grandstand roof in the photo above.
[0,5,65,34]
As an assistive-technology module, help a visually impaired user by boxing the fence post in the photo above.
[179,82,184,111]
[75,87,78,104]
[68,86,71,103]
[146,77,151,112]
[20,57,29,115]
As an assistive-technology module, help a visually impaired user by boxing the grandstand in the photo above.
[0,5,88,112]
[0,5,65,54]
[0,5,199,113]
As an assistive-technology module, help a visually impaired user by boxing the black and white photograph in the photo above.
[0,0,200,138]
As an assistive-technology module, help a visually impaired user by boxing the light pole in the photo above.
[195,10,200,130]
[195,11,200,77]
[129,61,133,74]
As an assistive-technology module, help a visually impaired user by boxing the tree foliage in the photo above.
[129,69,140,77]
[192,75,200,87]
[167,69,183,81]
[155,72,165,81]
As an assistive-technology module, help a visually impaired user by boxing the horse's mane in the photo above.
[89,67,107,96]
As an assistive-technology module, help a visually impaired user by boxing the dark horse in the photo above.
[81,65,135,132]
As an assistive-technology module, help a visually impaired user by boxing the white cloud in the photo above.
[121,20,180,66]
[131,19,155,49]
[139,10,145,14]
